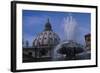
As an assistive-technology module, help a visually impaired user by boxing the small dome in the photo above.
[33,19,60,48]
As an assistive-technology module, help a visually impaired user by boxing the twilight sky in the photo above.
[22,10,91,46]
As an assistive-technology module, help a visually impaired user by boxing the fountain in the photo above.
[52,14,84,61]
[52,41,68,60]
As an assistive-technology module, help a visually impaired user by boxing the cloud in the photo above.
[23,15,52,34]
[23,16,46,27]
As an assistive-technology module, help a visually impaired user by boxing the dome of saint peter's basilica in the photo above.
[33,19,60,49]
